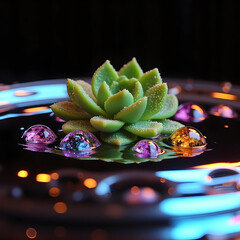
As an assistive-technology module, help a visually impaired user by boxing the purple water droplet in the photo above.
[174,102,208,123]
[60,130,101,157]
[23,125,57,144]
[209,104,238,118]
[133,140,161,158]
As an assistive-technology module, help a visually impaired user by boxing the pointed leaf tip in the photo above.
[118,58,143,79]
[92,60,118,97]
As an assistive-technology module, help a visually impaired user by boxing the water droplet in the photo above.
[208,168,238,179]
[174,102,208,122]
[171,126,206,148]
[133,140,162,158]
[60,130,101,157]
[209,104,238,118]
[206,168,240,193]
[22,125,57,144]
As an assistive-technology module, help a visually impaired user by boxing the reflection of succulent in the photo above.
[51,58,183,145]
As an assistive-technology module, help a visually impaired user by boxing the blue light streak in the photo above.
[160,192,240,216]
[0,83,68,108]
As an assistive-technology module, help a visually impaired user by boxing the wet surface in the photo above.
[1,79,240,239]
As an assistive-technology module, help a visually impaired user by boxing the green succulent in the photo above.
[51,58,183,145]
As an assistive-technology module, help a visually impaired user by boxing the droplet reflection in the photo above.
[174,102,207,122]
[209,104,238,118]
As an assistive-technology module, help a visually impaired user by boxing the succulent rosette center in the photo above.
[51,58,184,145]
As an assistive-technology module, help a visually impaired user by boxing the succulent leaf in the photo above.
[75,80,96,102]
[116,75,128,82]
[90,116,124,132]
[118,58,143,79]
[101,130,137,145]
[67,79,77,103]
[110,81,120,94]
[151,94,178,120]
[139,68,162,93]
[157,119,184,135]
[53,58,182,146]
[114,97,147,123]
[132,81,144,101]
[74,84,108,117]
[104,89,134,116]
[62,120,97,133]
[140,83,168,120]
[92,60,118,97]
[97,81,112,108]
[50,101,92,120]
[124,121,163,138]
[118,78,138,92]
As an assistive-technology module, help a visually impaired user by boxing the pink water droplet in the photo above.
[23,125,57,144]
[133,140,161,158]
[174,102,208,122]
[209,104,238,118]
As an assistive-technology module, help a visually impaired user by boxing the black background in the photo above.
[0,0,240,85]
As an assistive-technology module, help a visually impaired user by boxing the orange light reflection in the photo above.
[23,106,49,113]
[141,187,156,199]
[49,187,61,197]
[0,101,9,106]
[194,162,240,169]
[17,170,29,178]
[51,172,59,180]
[36,173,51,183]
[54,202,67,214]
[84,178,97,188]
[211,92,237,101]
[130,186,140,195]
[14,90,35,97]
[26,227,37,239]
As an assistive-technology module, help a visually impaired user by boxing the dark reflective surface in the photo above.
[1,79,240,240]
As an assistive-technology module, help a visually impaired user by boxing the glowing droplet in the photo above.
[133,140,162,158]
[174,102,207,122]
[209,104,238,118]
[171,126,206,148]
[60,130,100,157]
[23,125,57,144]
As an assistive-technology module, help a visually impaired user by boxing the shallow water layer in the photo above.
[1,79,240,240]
